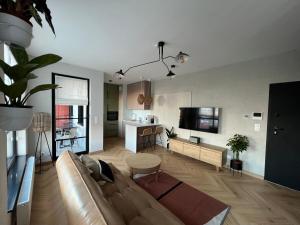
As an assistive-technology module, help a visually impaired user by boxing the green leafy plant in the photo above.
[0,0,55,34]
[226,134,249,160]
[166,127,177,139]
[0,44,62,106]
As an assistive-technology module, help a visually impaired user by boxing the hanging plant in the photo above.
[0,0,55,33]
[0,0,56,47]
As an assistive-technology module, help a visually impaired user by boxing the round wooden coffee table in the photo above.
[126,153,161,179]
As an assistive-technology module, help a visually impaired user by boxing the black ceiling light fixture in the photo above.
[115,41,189,79]
[166,65,177,78]
[116,69,125,79]
[166,70,176,78]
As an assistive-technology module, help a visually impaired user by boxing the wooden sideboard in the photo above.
[169,138,227,172]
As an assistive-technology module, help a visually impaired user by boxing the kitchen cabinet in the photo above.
[127,81,151,110]
[106,84,119,112]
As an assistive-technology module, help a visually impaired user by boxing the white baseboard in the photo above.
[224,165,264,180]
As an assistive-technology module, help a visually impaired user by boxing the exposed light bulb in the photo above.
[115,69,125,79]
[175,52,189,64]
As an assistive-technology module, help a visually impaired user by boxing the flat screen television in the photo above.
[179,107,220,133]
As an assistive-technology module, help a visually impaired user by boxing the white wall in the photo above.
[125,50,300,176]
[27,62,104,158]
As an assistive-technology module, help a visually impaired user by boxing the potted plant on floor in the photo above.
[0,44,62,131]
[0,0,55,47]
[166,127,177,149]
[226,134,249,173]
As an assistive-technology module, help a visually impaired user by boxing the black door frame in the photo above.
[51,73,90,160]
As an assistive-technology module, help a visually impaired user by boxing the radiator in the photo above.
[17,157,35,225]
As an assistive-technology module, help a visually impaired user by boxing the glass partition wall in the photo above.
[52,73,89,159]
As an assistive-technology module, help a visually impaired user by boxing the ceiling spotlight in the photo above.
[175,51,189,64]
[166,70,176,78]
[116,69,125,79]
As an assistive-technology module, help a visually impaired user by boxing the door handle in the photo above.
[273,126,284,135]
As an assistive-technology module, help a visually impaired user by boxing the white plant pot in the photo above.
[0,12,33,47]
[0,105,33,131]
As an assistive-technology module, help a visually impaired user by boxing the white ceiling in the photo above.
[28,0,300,84]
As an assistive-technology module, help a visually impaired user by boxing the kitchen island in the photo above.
[124,120,160,153]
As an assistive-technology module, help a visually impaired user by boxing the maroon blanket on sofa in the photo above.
[135,172,230,225]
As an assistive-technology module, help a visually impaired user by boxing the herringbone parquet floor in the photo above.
[30,138,300,225]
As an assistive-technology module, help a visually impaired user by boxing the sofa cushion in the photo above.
[68,151,98,180]
[98,159,114,182]
[80,155,102,181]
[100,168,130,198]
[109,192,140,224]
[141,207,182,225]
[100,181,119,197]
[121,187,151,212]
[106,185,183,225]
[129,217,153,225]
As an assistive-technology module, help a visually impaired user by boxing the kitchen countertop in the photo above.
[123,120,160,127]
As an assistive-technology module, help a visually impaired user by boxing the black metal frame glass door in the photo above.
[51,73,90,160]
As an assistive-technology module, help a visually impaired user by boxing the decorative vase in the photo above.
[0,12,33,47]
[0,104,33,131]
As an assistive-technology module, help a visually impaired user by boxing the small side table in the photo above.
[126,153,161,180]
[230,159,243,176]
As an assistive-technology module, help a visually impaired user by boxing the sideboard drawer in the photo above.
[200,148,222,166]
[170,140,184,154]
[169,138,226,172]
[184,144,200,159]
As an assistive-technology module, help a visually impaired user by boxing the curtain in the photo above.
[56,76,88,105]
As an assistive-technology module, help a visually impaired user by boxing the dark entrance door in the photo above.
[265,81,300,191]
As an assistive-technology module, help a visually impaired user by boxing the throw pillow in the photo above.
[99,160,115,183]
[80,155,102,181]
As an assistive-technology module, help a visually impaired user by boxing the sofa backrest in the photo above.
[56,151,125,225]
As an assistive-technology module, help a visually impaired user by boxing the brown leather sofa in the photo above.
[56,151,184,225]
